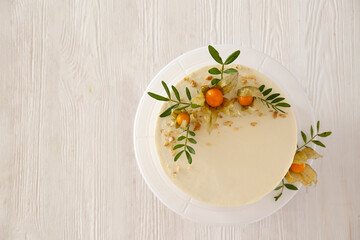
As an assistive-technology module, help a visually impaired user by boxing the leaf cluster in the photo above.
[208,45,240,85]
[274,179,298,201]
[258,85,291,113]
[147,81,201,117]
[274,120,332,201]
[173,126,197,164]
[298,120,332,151]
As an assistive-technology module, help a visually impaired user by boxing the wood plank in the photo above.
[0,0,358,239]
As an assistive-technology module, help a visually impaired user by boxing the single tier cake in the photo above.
[155,64,297,206]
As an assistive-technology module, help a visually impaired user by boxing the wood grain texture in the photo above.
[0,0,359,239]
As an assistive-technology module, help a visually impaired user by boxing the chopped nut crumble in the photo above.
[273,111,278,119]
[193,123,201,131]
[190,80,197,87]
[223,121,233,127]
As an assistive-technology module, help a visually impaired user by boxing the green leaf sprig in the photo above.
[274,120,332,201]
[147,81,201,117]
[208,45,240,85]
[257,85,291,113]
[273,179,298,201]
[297,120,332,151]
[173,126,197,164]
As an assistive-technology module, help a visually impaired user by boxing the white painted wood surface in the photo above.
[0,0,359,239]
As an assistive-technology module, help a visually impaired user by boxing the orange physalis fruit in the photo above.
[176,113,190,126]
[290,163,306,173]
[238,96,254,106]
[205,88,223,107]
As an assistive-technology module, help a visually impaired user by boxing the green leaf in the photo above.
[147,92,169,101]
[318,131,332,137]
[188,138,197,144]
[274,192,282,201]
[277,108,285,113]
[171,86,180,101]
[173,144,184,150]
[284,184,298,190]
[161,81,171,98]
[187,145,195,154]
[262,88,272,96]
[185,151,192,164]
[208,45,223,64]
[311,125,314,138]
[190,104,201,108]
[259,85,265,92]
[317,121,320,132]
[177,136,186,141]
[224,50,240,65]
[271,97,285,103]
[174,150,184,161]
[177,105,189,110]
[208,67,221,75]
[160,104,179,117]
[301,131,307,143]
[186,87,191,101]
[274,185,283,191]
[266,93,280,101]
[223,68,238,74]
[159,110,172,118]
[313,140,326,148]
[211,78,221,85]
[189,131,196,136]
[276,102,291,107]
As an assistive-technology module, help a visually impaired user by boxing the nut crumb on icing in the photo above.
[190,80,197,87]
[223,121,233,127]
[273,111,278,119]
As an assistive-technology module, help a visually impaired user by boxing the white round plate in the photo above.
[133,45,315,225]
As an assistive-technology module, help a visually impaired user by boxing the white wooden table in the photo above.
[1,0,359,239]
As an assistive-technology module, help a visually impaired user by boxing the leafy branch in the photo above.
[173,126,197,164]
[274,120,332,201]
[148,81,201,117]
[257,85,290,113]
[208,45,240,85]
[274,179,298,201]
[297,120,332,151]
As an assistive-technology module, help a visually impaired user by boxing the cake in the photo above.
[152,60,297,206]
